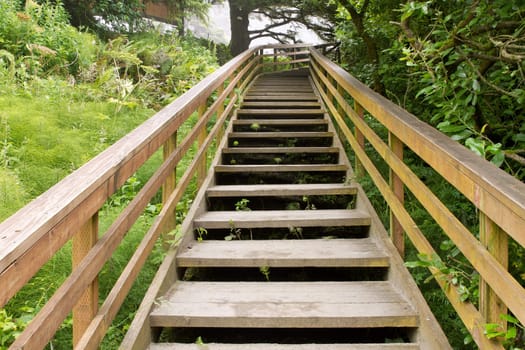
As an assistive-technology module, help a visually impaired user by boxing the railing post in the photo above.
[197,104,208,187]
[162,132,177,245]
[354,101,365,178]
[479,214,508,328]
[72,214,99,347]
[389,132,405,257]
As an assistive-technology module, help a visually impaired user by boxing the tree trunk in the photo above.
[339,0,385,94]
[229,0,251,56]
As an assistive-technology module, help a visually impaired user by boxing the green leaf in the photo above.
[465,138,485,157]
[472,79,480,92]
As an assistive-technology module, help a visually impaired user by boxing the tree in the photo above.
[164,0,211,37]
[228,0,335,55]
[61,0,145,33]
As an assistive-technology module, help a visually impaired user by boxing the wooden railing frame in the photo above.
[309,47,525,349]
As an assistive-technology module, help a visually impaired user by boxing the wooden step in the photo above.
[241,101,321,108]
[177,238,389,267]
[237,109,324,116]
[243,94,318,101]
[149,281,418,328]
[193,209,370,229]
[222,146,339,154]
[149,343,420,349]
[232,119,327,126]
[215,164,347,173]
[229,131,332,139]
[206,183,357,197]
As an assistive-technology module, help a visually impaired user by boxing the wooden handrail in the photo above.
[308,47,525,348]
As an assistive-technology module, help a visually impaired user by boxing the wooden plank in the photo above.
[150,281,418,328]
[242,101,321,108]
[177,238,389,267]
[206,183,357,197]
[149,343,420,349]
[243,94,318,101]
[223,146,338,154]
[233,119,326,126]
[229,131,332,138]
[237,109,324,115]
[215,164,347,173]
[193,209,371,228]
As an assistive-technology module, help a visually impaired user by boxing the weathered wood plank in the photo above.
[229,131,332,138]
[177,238,389,267]
[233,119,326,126]
[149,344,420,350]
[241,102,320,108]
[223,146,338,154]
[215,164,347,173]
[150,281,418,328]
[206,183,357,197]
[243,94,318,101]
[237,109,324,115]
[193,209,371,228]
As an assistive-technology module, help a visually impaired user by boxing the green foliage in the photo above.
[484,314,524,349]
[397,0,525,177]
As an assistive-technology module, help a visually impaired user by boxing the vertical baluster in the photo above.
[354,101,365,178]
[162,132,178,246]
[389,132,404,257]
[72,214,99,347]
[197,104,208,187]
[480,214,508,329]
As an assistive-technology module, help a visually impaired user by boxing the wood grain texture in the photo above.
[150,281,418,328]
[194,209,371,229]
[177,238,389,267]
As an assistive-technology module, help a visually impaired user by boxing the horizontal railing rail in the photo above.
[308,47,525,349]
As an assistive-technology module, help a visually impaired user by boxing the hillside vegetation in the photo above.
[0,0,219,221]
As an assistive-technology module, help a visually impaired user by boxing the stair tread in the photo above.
[229,131,332,138]
[206,183,357,197]
[193,209,371,228]
[215,164,347,172]
[238,109,324,115]
[223,146,339,154]
[243,94,318,101]
[241,102,321,108]
[149,344,420,349]
[233,119,326,125]
[150,281,418,328]
[177,238,389,267]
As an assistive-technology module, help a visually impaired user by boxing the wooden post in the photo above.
[354,101,365,178]
[479,214,508,328]
[389,132,405,257]
[72,214,99,347]
[162,132,177,245]
[197,104,208,187]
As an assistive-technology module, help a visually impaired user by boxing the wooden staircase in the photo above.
[125,71,450,349]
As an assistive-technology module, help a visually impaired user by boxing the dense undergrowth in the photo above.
[0,0,222,348]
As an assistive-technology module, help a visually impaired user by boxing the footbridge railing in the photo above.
[0,44,523,349]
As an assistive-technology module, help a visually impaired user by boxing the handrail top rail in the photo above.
[309,48,525,241]
[0,46,260,274]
